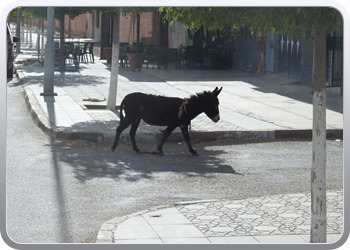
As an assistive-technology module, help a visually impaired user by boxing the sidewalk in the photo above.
[14,47,343,145]
[96,190,343,244]
[13,47,344,245]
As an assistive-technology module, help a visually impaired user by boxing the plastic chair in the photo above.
[145,44,161,69]
[119,44,129,67]
[80,42,89,62]
[88,42,94,62]
[164,48,181,69]
[65,45,80,71]
[64,43,75,65]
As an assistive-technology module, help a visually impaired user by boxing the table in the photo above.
[54,38,95,44]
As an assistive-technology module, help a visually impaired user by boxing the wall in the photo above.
[119,12,160,46]
[63,13,93,38]
[18,13,93,39]
[168,20,189,48]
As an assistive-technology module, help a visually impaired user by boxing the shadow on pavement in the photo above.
[51,140,241,183]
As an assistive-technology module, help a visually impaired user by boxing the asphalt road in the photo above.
[6,78,343,244]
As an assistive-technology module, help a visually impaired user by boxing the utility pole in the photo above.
[310,27,327,243]
[41,7,57,96]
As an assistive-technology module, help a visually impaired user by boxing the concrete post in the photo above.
[310,27,327,243]
[41,7,57,96]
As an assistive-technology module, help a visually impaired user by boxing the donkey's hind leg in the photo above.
[111,116,133,152]
[129,119,141,153]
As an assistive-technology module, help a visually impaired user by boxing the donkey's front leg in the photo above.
[180,125,198,156]
[156,124,177,156]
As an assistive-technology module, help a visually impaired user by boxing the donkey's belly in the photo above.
[142,115,174,126]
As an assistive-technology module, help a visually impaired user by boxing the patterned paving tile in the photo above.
[176,191,343,237]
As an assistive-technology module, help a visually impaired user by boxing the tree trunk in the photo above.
[41,19,44,60]
[310,26,327,243]
[42,7,56,95]
[16,8,20,53]
[107,13,120,110]
[59,13,66,72]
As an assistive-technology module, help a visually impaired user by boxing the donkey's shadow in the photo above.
[55,140,242,183]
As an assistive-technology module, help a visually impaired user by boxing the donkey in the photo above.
[111,87,223,156]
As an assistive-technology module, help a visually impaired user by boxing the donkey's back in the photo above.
[122,93,182,126]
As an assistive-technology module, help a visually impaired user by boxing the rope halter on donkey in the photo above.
[178,98,189,119]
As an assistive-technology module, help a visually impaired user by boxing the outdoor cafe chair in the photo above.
[88,42,95,62]
[119,43,129,67]
[80,42,89,63]
[65,45,80,71]
[164,48,181,69]
[64,43,75,64]
[145,44,161,69]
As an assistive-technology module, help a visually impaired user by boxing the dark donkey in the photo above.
[111,87,223,155]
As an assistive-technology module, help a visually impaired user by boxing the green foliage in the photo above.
[160,7,343,40]
[15,7,93,20]
[94,7,158,16]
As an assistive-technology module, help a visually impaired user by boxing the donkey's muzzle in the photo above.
[212,114,220,123]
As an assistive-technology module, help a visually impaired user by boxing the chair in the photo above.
[80,42,88,62]
[202,49,213,70]
[164,48,181,69]
[119,44,129,67]
[133,42,144,54]
[54,42,60,65]
[185,46,195,69]
[64,43,75,65]
[192,47,204,69]
[65,45,80,71]
[145,44,161,69]
[179,46,186,68]
[88,42,94,62]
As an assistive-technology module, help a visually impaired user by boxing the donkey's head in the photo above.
[202,87,223,123]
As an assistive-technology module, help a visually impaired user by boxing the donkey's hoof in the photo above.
[150,150,164,156]
[152,150,164,156]
[192,151,198,156]
[136,150,142,154]
[111,146,116,152]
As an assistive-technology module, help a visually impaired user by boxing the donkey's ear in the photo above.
[213,87,223,96]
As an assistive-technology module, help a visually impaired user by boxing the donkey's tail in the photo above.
[119,99,125,123]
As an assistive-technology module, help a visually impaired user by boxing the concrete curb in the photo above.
[23,86,104,142]
[96,204,173,243]
[19,65,343,144]
[15,69,27,84]
[95,199,221,243]
[23,85,343,144]
[95,193,343,244]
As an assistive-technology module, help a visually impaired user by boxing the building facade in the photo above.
[20,11,343,93]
